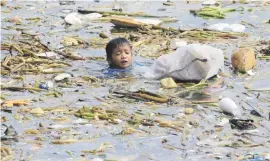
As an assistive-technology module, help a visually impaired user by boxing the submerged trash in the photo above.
[231,47,256,73]
[208,23,246,32]
[160,78,177,89]
[219,98,242,116]
[250,110,262,117]
[229,119,256,130]
[145,44,224,81]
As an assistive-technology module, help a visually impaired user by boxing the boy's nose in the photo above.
[121,53,126,59]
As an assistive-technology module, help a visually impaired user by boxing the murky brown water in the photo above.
[1,1,270,161]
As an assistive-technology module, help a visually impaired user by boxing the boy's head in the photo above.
[106,37,132,69]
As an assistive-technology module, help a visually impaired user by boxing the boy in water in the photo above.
[106,37,133,69]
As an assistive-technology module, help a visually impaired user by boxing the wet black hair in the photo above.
[105,37,132,62]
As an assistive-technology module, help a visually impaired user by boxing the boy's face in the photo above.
[110,44,132,68]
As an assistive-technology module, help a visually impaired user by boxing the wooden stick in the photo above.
[1,86,43,92]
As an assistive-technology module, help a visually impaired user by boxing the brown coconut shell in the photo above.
[231,47,256,72]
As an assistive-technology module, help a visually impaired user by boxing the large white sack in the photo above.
[144,44,224,81]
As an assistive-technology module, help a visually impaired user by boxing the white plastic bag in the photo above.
[208,23,246,32]
[65,12,102,25]
[144,44,224,81]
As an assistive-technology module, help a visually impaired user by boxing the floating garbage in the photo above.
[112,5,123,11]
[208,23,246,32]
[64,12,102,25]
[250,110,262,117]
[160,78,177,89]
[163,1,175,6]
[242,154,267,161]
[36,52,59,59]
[216,118,229,127]
[231,47,256,73]
[219,98,242,116]
[170,39,187,50]
[1,1,270,160]
[202,0,219,6]
[190,6,244,19]
[134,18,162,26]
[54,73,72,81]
[184,108,194,114]
[145,44,224,81]
[38,81,53,90]
[30,107,45,115]
[111,16,162,28]
[2,99,29,108]
[229,119,256,130]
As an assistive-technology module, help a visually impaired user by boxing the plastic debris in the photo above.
[219,98,242,116]
[54,73,72,81]
[39,81,54,90]
[64,12,102,25]
[112,5,123,11]
[184,108,194,114]
[160,78,177,88]
[208,23,246,32]
[2,99,29,108]
[134,18,162,25]
[145,44,224,81]
[229,119,256,130]
[216,118,229,126]
[170,39,187,50]
[30,108,45,115]
[202,0,218,6]
[36,52,59,59]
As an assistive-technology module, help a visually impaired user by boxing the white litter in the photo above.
[208,23,246,32]
[134,18,162,25]
[219,98,242,116]
[64,12,102,25]
[54,73,72,81]
[144,44,224,81]
[170,39,187,50]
